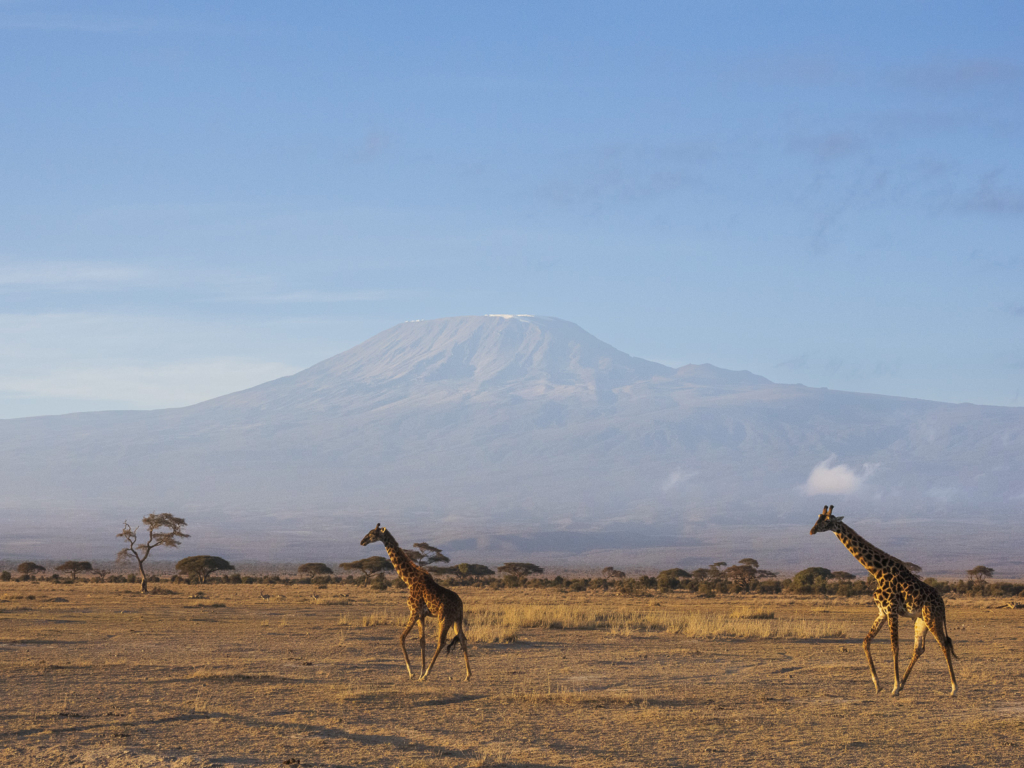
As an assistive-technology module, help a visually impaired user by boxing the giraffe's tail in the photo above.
[942,617,959,659]
[445,618,468,655]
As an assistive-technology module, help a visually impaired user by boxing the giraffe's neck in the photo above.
[378,530,422,588]
[830,521,903,580]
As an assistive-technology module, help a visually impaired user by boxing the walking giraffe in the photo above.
[810,505,957,696]
[360,524,471,681]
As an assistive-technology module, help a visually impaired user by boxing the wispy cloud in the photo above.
[0,262,150,288]
[776,354,810,371]
[661,469,697,493]
[787,133,866,162]
[0,12,161,34]
[893,59,1023,90]
[538,144,711,210]
[228,289,411,304]
[0,358,297,411]
[962,170,1024,216]
[801,455,878,496]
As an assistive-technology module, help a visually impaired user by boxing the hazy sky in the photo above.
[1,1,1022,418]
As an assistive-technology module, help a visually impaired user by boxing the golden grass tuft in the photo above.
[361,610,398,627]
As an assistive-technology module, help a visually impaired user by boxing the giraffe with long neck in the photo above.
[360,523,471,681]
[810,505,957,696]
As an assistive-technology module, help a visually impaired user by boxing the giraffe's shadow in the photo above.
[412,692,488,707]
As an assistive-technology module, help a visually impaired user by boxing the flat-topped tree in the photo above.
[497,562,544,586]
[496,563,544,577]
[55,561,93,581]
[297,563,334,577]
[968,565,994,582]
[117,514,189,593]
[176,556,234,584]
[16,562,45,577]
[339,555,394,585]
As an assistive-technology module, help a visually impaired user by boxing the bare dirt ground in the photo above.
[2,582,1023,767]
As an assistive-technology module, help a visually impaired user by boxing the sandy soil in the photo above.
[1,582,1022,767]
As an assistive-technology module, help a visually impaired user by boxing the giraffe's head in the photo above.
[360,523,386,547]
[809,505,843,535]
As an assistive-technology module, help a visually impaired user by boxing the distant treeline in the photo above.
[3,565,1021,598]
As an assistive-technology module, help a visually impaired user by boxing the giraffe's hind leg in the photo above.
[899,618,928,691]
[887,612,902,696]
[929,614,958,696]
[455,619,472,681]
[863,612,886,693]
[399,613,419,679]
[420,618,453,681]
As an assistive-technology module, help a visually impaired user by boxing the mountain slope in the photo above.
[1,315,1022,571]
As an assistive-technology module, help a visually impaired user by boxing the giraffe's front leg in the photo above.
[418,618,427,679]
[399,613,418,679]
[888,613,901,696]
[863,612,886,694]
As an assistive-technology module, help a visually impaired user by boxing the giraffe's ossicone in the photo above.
[810,505,958,696]
[360,523,472,681]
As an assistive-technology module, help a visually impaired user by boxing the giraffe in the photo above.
[360,524,471,681]
[810,505,957,696]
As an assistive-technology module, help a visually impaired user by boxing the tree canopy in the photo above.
[458,563,494,577]
[55,561,93,580]
[176,556,234,584]
[792,567,833,590]
[968,565,995,582]
[496,562,544,578]
[404,542,451,569]
[16,562,45,575]
[339,556,394,584]
[297,563,334,576]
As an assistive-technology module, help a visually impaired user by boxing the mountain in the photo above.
[1,315,1022,573]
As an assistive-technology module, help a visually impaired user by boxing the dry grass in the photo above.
[466,599,847,640]
[0,583,1019,768]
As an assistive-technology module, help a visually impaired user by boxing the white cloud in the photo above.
[662,468,697,492]
[801,455,877,496]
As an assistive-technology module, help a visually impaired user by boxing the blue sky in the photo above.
[1,1,1022,417]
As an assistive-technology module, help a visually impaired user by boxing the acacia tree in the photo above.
[176,556,234,584]
[339,556,394,584]
[404,542,451,570]
[16,562,46,578]
[968,565,995,582]
[116,514,189,593]
[496,563,544,581]
[297,563,334,577]
[55,561,93,581]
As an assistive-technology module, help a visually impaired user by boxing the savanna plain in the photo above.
[2,582,1023,767]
